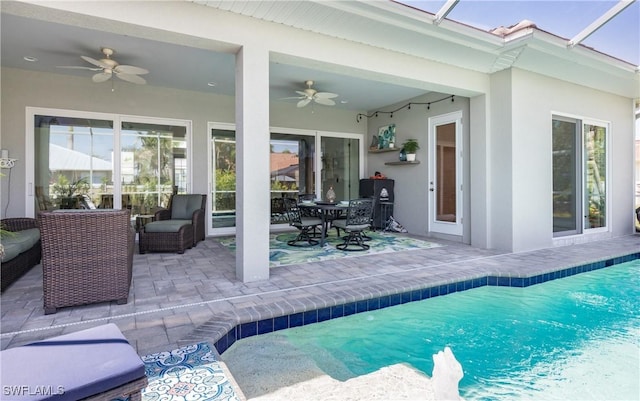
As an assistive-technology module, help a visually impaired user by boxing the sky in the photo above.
[398,0,640,66]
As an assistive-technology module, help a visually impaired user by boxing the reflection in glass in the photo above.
[552,119,578,234]
[34,115,114,211]
[584,124,606,229]
[211,129,236,229]
[435,123,456,223]
[34,115,189,221]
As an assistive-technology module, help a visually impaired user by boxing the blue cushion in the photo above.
[0,323,145,401]
[170,195,202,220]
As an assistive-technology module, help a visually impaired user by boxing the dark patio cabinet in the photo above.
[359,178,394,229]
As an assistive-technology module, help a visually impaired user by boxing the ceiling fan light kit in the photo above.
[286,80,338,108]
[58,47,149,86]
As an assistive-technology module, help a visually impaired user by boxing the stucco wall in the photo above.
[488,70,514,251]
[502,68,635,252]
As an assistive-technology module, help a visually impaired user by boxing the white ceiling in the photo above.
[0,11,430,112]
[2,0,637,112]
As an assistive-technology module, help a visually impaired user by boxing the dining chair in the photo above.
[332,198,374,251]
[283,197,322,247]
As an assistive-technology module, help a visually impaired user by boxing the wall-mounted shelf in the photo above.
[385,160,420,166]
[368,148,398,154]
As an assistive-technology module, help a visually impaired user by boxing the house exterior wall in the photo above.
[488,69,514,251]
[492,68,635,252]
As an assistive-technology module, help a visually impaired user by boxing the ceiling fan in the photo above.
[58,47,149,85]
[286,80,338,108]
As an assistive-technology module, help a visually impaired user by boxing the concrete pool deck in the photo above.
[1,233,638,398]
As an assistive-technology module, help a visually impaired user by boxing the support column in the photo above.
[235,45,270,282]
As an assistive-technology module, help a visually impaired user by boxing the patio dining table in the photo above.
[299,201,347,246]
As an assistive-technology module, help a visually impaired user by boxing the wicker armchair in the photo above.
[39,209,135,314]
[139,194,206,254]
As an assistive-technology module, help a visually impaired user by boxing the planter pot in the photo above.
[406,153,416,162]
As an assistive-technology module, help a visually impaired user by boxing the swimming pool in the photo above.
[226,259,639,400]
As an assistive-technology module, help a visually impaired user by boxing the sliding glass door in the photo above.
[30,109,191,221]
[552,115,608,236]
[208,124,362,234]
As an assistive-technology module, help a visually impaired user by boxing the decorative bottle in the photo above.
[326,186,336,203]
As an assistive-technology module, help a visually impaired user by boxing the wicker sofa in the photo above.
[39,209,135,314]
[0,218,42,292]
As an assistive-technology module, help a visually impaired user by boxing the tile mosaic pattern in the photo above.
[141,342,240,401]
[219,231,441,267]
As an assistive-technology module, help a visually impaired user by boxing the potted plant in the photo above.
[402,139,420,162]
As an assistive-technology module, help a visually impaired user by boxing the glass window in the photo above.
[211,129,236,229]
[33,113,190,221]
[552,116,608,236]
[35,115,113,211]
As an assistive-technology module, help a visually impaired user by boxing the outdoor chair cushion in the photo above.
[144,219,192,233]
[0,228,40,262]
[171,194,204,219]
[0,323,146,401]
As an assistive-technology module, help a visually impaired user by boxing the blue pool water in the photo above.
[272,260,640,400]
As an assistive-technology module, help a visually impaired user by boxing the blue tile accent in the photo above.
[318,307,331,322]
[239,322,257,339]
[331,304,344,319]
[497,276,510,287]
[274,315,288,331]
[344,302,356,316]
[215,252,640,356]
[401,292,411,304]
[356,300,368,313]
[511,277,525,287]
[439,284,449,295]
[257,318,273,335]
[368,298,380,311]
[289,312,304,327]
[303,310,318,325]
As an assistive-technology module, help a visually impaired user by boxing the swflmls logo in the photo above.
[3,385,65,396]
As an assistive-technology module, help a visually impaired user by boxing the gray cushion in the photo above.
[1,228,40,254]
[0,323,145,401]
[332,220,369,231]
[144,220,192,233]
[1,242,21,262]
[171,195,203,220]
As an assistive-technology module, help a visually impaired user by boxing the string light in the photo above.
[356,95,455,122]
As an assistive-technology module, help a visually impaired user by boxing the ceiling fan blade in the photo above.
[315,92,338,99]
[281,96,305,100]
[116,73,147,85]
[314,97,336,106]
[297,98,312,108]
[295,90,308,97]
[114,65,149,75]
[81,55,111,69]
[92,72,112,83]
[57,65,103,71]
